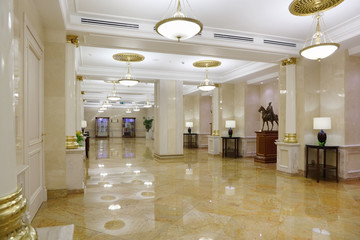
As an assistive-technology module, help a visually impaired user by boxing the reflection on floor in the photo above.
[32,138,360,239]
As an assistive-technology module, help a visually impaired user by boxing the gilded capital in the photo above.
[77,76,83,81]
[66,35,79,48]
[281,57,297,66]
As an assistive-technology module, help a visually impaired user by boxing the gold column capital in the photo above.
[76,76,83,81]
[281,57,297,66]
[284,133,298,143]
[81,91,85,95]
[66,35,79,48]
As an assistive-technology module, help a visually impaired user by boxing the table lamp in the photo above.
[225,120,236,137]
[313,117,331,146]
[186,122,193,134]
[81,120,87,133]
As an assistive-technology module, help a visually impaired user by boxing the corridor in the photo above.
[32,138,360,239]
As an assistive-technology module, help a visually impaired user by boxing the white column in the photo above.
[75,77,82,131]
[0,1,37,238]
[212,88,220,135]
[65,41,78,148]
[0,0,17,197]
[283,58,298,143]
[154,80,183,159]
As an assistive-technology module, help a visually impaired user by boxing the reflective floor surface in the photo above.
[32,138,360,239]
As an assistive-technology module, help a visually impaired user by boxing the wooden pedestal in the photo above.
[255,131,278,163]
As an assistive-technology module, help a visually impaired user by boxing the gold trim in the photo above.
[289,0,344,16]
[81,91,85,95]
[0,187,38,239]
[281,58,297,66]
[76,76,83,81]
[66,35,79,48]
[112,53,145,62]
[155,17,203,42]
[299,43,340,61]
[284,133,298,143]
[193,60,222,68]
[66,136,79,149]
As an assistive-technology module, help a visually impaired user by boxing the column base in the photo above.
[66,136,79,149]
[276,141,299,174]
[208,136,220,155]
[0,188,38,240]
[154,153,184,162]
[283,133,298,143]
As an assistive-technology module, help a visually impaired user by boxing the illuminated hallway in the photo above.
[32,138,360,239]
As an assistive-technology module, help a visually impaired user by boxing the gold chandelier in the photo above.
[289,0,343,61]
[155,0,203,42]
[113,53,145,87]
[107,83,121,101]
[193,60,221,91]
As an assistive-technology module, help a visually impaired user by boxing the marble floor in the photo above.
[32,138,360,239]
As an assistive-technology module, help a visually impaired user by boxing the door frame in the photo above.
[95,117,110,138]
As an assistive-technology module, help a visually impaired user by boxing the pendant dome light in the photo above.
[107,83,121,101]
[113,53,145,86]
[193,60,221,92]
[155,0,203,42]
[289,0,343,61]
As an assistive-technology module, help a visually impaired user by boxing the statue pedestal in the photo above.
[254,131,278,163]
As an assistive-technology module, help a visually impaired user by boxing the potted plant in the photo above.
[143,117,153,139]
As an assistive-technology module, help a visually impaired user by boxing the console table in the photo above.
[221,137,240,158]
[183,133,198,148]
[305,144,339,183]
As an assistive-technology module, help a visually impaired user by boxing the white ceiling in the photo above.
[34,0,360,109]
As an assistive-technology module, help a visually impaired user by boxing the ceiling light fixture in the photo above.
[289,0,342,61]
[155,0,203,42]
[107,83,121,101]
[113,53,145,87]
[144,101,152,108]
[102,100,112,108]
[126,108,131,114]
[193,60,221,92]
[133,104,140,112]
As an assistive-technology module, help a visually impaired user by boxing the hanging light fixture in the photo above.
[133,105,140,112]
[144,101,152,108]
[102,100,112,108]
[107,83,121,101]
[155,0,203,42]
[113,53,145,86]
[193,60,221,92]
[289,0,343,61]
[126,108,131,114]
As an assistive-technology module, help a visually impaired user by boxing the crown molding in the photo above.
[247,72,279,85]
[329,15,360,43]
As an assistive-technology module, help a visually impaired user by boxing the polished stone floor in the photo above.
[32,138,360,239]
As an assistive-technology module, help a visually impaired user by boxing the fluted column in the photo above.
[282,58,298,143]
[65,36,78,149]
[154,80,183,159]
[0,0,37,238]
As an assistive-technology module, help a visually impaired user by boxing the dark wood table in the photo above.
[305,144,339,183]
[221,137,240,158]
[183,133,198,148]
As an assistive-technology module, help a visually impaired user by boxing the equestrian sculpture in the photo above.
[258,102,278,131]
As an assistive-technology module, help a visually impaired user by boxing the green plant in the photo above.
[76,131,84,146]
[143,117,153,132]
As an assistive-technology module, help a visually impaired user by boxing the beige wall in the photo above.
[344,55,360,145]
[84,107,153,138]
[199,96,212,134]
[220,84,235,136]
[183,94,200,133]
[246,84,261,135]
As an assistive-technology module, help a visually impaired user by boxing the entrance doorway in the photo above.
[123,118,136,137]
[96,117,109,137]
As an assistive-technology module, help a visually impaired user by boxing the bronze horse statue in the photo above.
[258,105,278,131]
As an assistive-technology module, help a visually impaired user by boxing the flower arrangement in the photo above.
[76,131,84,146]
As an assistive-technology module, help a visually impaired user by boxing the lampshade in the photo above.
[313,117,331,130]
[133,105,140,112]
[225,120,236,129]
[185,122,193,128]
[125,108,131,114]
[155,0,203,42]
[299,13,339,61]
[144,101,152,108]
[107,83,121,101]
[81,120,87,128]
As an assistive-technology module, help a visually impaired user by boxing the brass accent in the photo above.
[193,60,222,68]
[112,53,145,62]
[281,58,297,66]
[66,136,79,149]
[81,91,85,95]
[299,43,339,61]
[289,0,344,16]
[284,133,298,143]
[0,187,38,239]
[66,35,79,47]
[76,76,83,81]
